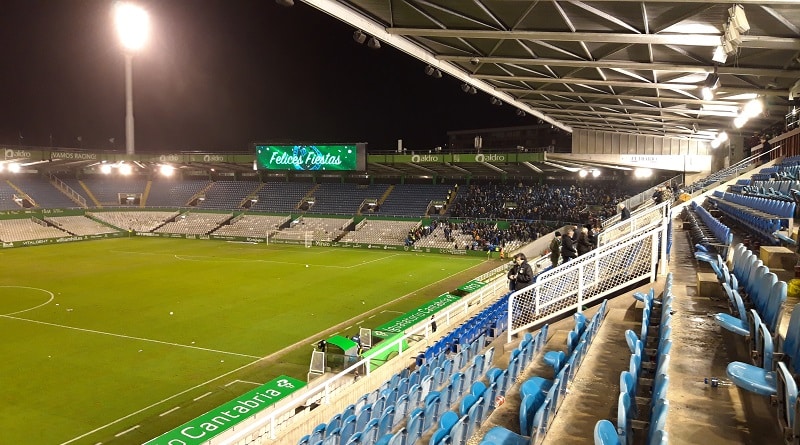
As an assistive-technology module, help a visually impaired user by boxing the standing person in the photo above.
[577,226,593,256]
[430,315,437,333]
[507,255,520,291]
[760,135,772,164]
[549,231,562,268]
[513,253,534,290]
[561,228,578,262]
[619,202,631,221]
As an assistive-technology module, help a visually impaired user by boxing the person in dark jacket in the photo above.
[549,231,561,267]
[512,253,534,289]
[619,202,631,221]
[561,228,578,262]
[507,259,519,291]
[577,226,593,256]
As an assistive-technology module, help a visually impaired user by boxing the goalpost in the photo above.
[305,230,313,248]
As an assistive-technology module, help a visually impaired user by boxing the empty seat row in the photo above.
[595,277,673,445]
[480,300,609,445]
[708,196,785,244]
[712,190,795,220]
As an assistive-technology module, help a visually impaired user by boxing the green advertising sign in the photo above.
[373,293,461,338]
[144,375,305,445]
[457,279,487,293]
[255,144,357,171]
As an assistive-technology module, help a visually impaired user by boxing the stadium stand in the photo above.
[9,175,78,209]
[249,182,315,212]
[0,218,68,242]
[338,219,420,245]
[306,183,388,215]
[155,212,232,235]
[89,210,179,232]
[44,215,119,236]
[378,184,451,217]
[212,214,290,238]
[0,181,21,210]
[196,180,261,209]
[79,176,148,206]
[146,178,212,207]
[273,216,348,242]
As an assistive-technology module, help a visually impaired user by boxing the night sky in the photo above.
[0,0,531,153]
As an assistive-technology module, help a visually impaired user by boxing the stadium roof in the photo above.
[301,0,800,140]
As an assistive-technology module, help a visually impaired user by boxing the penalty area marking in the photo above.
[0,286,54,316]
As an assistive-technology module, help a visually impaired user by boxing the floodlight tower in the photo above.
[114,2,150,155]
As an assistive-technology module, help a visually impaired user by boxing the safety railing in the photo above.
[508,224,665,342]
[596,201,671,247]
[602,174,680,228]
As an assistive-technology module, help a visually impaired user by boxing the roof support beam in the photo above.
[387,29,800,50]
[526,99,738,116]
[499,88,748,106]
[478,75,789,95]
[440,56,800,78]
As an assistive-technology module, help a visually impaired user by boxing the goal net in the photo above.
[305,231,313,248]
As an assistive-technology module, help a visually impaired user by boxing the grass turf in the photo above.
[0,237,489,444]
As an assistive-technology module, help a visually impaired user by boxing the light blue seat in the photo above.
[471,381,487,398]
[542,350,566,373]
[322,429,340,445]
[356,405,372,432]
[362,418,379,445]
[594,419,622,445]
[520,393,544,436]
[617,392,632,445]
[521,376,552,400]
[449,415,470,445]
[632,288,655,304]
[394,395,409,427]
[407,408,424,442]
[481,426,528,445]
[439,411,459,432]
[624,330,639,353]
[378,407,394,437]
[298,435,311,445]
[714,284,749,336]
[727,323,776,396]
[345,432,362,445]
[388,428,407,445]
[647,399,669,445]
[429,428,449,445]
[311,423,327,443]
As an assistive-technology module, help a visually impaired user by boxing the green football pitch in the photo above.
[0,238,492,445]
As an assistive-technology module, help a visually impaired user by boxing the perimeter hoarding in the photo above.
[254,144,366,171]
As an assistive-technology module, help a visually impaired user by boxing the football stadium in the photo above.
[3,1,800,445]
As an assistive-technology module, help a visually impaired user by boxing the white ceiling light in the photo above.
[100,164,112,174]
[8,163,21,173]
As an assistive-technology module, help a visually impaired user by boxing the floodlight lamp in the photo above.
[592,169,601,178]
[718,131,729,143]
[743,98,763,118]
[353,30,366,44]
[114,2,150,52]
[711,139,721,149]
[634,168,653,178]
[469,86,477,95]
[160,164,174,176]
[704,72,720,90]
[461,83,470,93]
[119,163,133,175]
[701,87,715,101]
[100,164,113,174]
[516,109,526,117]
[712,46,728,64]
[729,4,750,33]
[433,69,442,79]
[424,65,435,76]
[0,163,4,172]
[8,163,21,173]
[579,169,588,178]
[733,115,747,128]
[367,37,380,49]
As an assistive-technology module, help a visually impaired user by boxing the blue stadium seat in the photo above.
[594,419,621,445]
[481,426,528,445]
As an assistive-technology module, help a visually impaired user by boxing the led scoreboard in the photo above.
[254,143,366,171]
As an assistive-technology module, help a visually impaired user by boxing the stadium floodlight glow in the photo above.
[634,168,653,178]
[100,164,113,174]
[733,115,747,128]
[742,98,763,118]
[114,2,150,52]
[718,131,729,143]
[592,169,601,178]
[119,163,133,175]
[115,2,149,156]
[578,169,588,178]
[0,163,4,173]
[160,164,174,176]
[8,163,21,173]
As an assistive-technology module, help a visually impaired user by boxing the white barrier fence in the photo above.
[212,270,511,445]
[508,224,666,342]
[596,200,670,247]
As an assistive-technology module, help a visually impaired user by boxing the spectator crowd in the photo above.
[448,183,629,223]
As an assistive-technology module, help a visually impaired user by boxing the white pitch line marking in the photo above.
[60,255,491,445]
[159,406,180,417]
[381,310,404,314]
[237,380,263,386]
[193,392,212,401]
[367,315,376,319]
[114,425,139,437]
[0,315,261,359]
[0,286,55,316]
